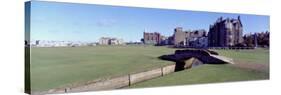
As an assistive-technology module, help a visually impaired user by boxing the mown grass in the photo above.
[30,45,176,91]
[30,46,269,91]
[129,48,269,88]
[129,64,269,88]
[213,48,269,64]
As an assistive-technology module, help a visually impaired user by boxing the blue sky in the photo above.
[28,1,270,42]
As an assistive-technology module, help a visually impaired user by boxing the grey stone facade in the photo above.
[208,16,243,47]
[173,27,207,47]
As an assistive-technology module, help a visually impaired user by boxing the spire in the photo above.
[237,15,243,27]
[238,15,241,20]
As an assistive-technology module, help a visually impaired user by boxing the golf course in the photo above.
[129,48,269,88]
[29,45,269,91]
[30,45,176,91]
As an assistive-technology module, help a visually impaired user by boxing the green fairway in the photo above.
[129,48,269,88]
[213,48,269,64]
[129,64,269,88]
[30,45,176,91]
[30,46,269,91]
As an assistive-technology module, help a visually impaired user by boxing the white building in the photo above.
[29,40,96,47]
[99,37,124,45]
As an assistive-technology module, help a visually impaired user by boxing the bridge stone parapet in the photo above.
[159,49,234,71]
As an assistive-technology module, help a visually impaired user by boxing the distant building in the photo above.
[208,16,243,47]
[30,40,86,47]
[173,27,186,46]
[109,38,124,45]
[99,37,110,45]
[173,27,207,47]
[99,37,124,45]
[35,40,40,46]
[143,32,161,45]
[159,36,169,45]
[189,37,208,48]
[243,31,269,47]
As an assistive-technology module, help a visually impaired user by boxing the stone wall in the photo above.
[162,64,176,75]
[68,75,130,93]
[129,68,162,84]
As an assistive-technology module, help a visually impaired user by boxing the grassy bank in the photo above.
[129,64,269,88]
[129,48,269,88]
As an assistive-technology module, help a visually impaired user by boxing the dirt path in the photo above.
[230,60,269,72]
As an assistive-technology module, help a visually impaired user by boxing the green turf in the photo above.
[213,48,269,64]
[129,64,269,88]
[30,46,269,91]
[30,45,176,91]
[128,48,269,88]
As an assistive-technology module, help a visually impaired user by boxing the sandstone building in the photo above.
[208,16,243,47]
[173,27,207,47]
[143,32,161,45]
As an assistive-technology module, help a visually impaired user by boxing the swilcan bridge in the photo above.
[159,49,234,71]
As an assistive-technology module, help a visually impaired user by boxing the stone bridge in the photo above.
[159,49,234,71]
